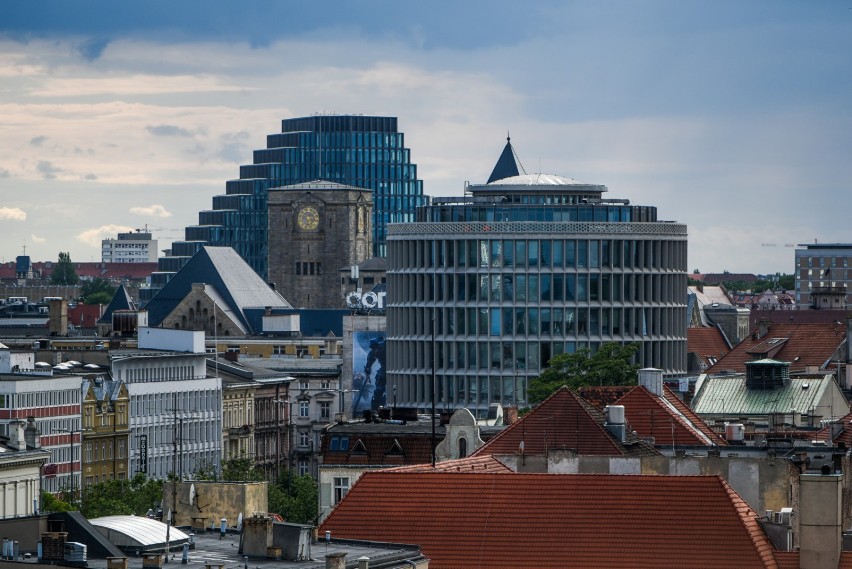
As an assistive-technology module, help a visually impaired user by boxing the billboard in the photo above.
[352,330,386,416]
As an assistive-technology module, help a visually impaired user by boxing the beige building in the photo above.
[82,377,131,485]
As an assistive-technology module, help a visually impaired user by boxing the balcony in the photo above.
[227,425,252,438]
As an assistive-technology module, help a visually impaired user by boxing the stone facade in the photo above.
[160,284,245,337]
[267,181,372,309]
[162,480,267,530]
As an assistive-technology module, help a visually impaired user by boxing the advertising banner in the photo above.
[352,331,386,416]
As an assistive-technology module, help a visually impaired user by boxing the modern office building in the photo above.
[101,231,158,263]
[386,138,688,416]
[795,243,852,307]
[143,115,424,303]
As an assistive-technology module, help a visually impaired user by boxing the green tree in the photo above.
[40,490,73,513]
[79,473,164,518]
[221,457,266,482]
[527,342,641,405]
[50,252,79,285]
[268,472,318,524]
[80,277,116,305]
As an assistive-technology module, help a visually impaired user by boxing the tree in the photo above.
[78,473,164,518]
[527,342,641,405]
[50,252,79,285]
[80,277,116,305]
[221,457,266,482]
[268,472,318,524]
[40,490,73,513]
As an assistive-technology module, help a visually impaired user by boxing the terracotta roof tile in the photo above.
[471,387,658,458]
[386,455,512,473]
[575,385,633,411]
[320,472,778,569]
[688,327,731,368]
[706,322,846,374]
[613,386,728,446]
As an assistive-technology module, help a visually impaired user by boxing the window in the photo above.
[333,477,350,504]
[299,431,311,446]
[319,401,331,420]
[299,401,309,417]
[298,459,309,477]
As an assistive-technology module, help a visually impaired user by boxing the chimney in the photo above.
[799,473,842,569]
[638,368,664,397]
[25,416,41,448]
[604,405,627,442]
[758,319,770,340]
[8,420,27,451]
[357,556,370,569]
[325,553,346,569]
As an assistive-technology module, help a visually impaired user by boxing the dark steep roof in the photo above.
[143,247,292,333]
[97,284,137,324]
[486,136,525,184]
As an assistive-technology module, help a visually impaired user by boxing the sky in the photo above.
[1,1,850,274]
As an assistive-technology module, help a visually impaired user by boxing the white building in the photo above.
[101,231,158,263]
[110,328,222,479]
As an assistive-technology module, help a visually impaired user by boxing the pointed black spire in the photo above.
[487,134,524,184]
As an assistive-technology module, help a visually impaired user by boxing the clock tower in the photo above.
[268,180,372,309]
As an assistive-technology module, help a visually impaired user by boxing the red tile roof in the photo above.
[320,472,779,569]
[815,412,852,446]
[575,385,634,410]
[471,387,658,457]
[706,322,847,375]
[386,454,513,473]
[0,261,157,281]
[614,385,728,446]
[688,327,731,368]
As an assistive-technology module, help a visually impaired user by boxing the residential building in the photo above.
[218,365,258,462]
[386,138,689,416]
[143,114,425,303]
[109,328,222,479]
[81,376,130,484]
[692,362,850,431]
[101,231,158,263]
[267,180,372,309]
[795,242,852,307]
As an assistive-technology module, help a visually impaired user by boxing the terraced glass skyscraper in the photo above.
[144,115,424,302]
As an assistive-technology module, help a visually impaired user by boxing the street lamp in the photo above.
[53,428,78,508]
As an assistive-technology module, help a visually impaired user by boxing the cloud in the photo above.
[84,173,98,180]
[78,38,110,61]
[30,135,47,147]
[130,204,172,218]
[76,224,134,247]
[31,234,46,243]
[37,160,62,179]
[146,124,193,137]
[0,207,26,221]
[0,168,9,178]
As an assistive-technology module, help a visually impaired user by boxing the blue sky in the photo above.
[1,1,850,274]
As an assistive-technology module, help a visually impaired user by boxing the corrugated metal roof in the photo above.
[90,516,189,547]
[693,375,834,415]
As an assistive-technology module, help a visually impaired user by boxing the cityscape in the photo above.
[1,2,852,568]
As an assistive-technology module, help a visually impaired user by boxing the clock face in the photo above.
[297,206,320,230]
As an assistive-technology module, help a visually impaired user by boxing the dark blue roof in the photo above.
[143,247,292,333]
[299,309,348,337]
[97,284,136,324]
[486,137,524,184]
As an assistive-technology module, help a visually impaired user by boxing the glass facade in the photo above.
[386,171,688,417]
[794,243,852,306]
[142,115,424,303]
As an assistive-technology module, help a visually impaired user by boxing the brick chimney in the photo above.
[25,416,40,448]
[325,553,346,569]
[7,420,27,451]
[799,472,842,569]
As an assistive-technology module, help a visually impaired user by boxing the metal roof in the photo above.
[90,515,189,548]
[692,375,836,416]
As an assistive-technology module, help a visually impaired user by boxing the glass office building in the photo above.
[386,140,688,416]
[143,115,424,303]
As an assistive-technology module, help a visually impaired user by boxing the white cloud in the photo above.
[0,207,26,221]
[76,224,134,247]
[130,204,173,218]
[31,234,46,243]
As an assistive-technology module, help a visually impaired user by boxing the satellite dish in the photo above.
[189,483,196,506]
[237,512,243,532]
